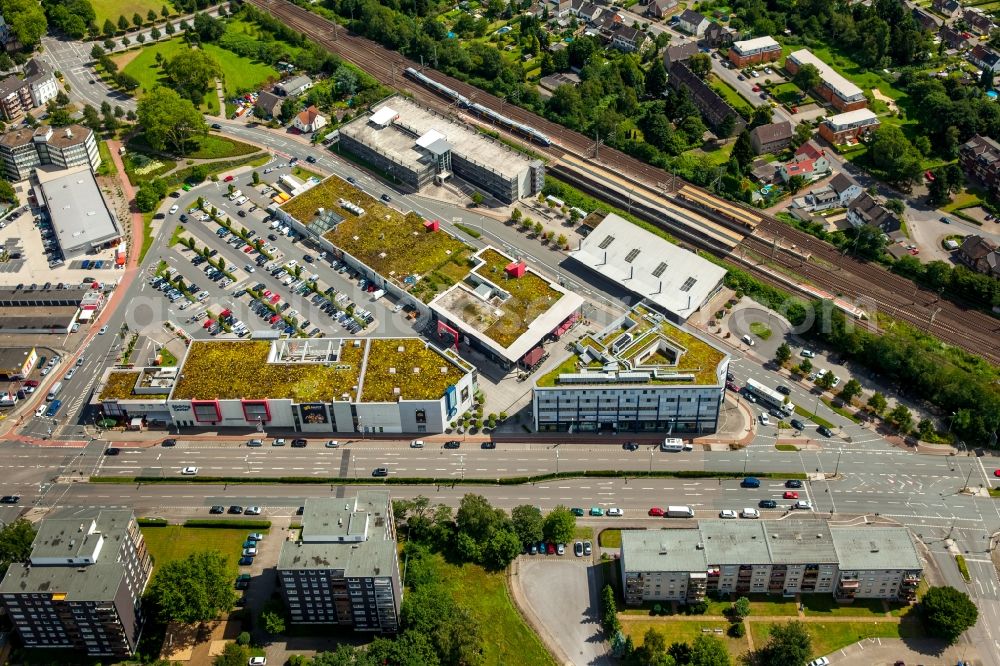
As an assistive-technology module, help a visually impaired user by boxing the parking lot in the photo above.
[150,162,421,341]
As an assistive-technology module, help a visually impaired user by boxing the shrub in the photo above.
[728,622,746,637]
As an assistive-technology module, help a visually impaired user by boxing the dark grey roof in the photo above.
[849,192,899,230]
[664,42,699,65]
[256,90,283,112]
[678,9,705,24]
[828,172,858,195]
[749,121,792,145]
[23,58,51,83]
[0,75,24,98]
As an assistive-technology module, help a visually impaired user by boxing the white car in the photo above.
[99,326,108,335]
[794,500,813,510]
[607,507,623,517]
[245,506,262,515]
[830,376,841,388]
[759,413,770,426]
[249,657,267,666]
[807,658,830,666]
[410,439,424,448]
[556,543,565,555]
[740,508,761,519]
[741,334,754,346]
[719,509,738,519]
[272,438,285,446]
[801,349,816,358]
[242,547,258,557]
[180,466,199,475]
[35,405,46,417]
[169,204,179,214]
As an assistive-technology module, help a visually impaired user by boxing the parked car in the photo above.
[607,507,623,517]
[719,509,738,519]
[443,440,461,449]
[589,507,604,516]
[758,499,777,509]
[574,541,583,557]
[740,508,761,519]
[648,507,665,517]
[210,505,225,514]
[571,507,585,516]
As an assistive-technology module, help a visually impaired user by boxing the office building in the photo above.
[620,521,922,605]
[36,165,120,259]
[0,124,101,182]
[0,510,153,657]
[337,96,544,203]
[533,304,729,433]
[278,493,402,631]
[785,50,867,112]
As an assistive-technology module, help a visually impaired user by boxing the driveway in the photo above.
[515,556,611,666]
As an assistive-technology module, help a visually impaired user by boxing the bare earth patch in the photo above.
[111,48,143,69]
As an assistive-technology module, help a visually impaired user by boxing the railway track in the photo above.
[247,0,1000,362]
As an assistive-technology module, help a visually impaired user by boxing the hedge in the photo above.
[137,518,169,527]
[183,519,272,529]
[92,470,806,486]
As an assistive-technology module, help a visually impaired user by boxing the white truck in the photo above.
[666,506,694,518]
[660,438,693,452]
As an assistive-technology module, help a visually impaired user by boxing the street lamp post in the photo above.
[555,449,560,474]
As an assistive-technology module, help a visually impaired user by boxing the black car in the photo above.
[622,442,639,451]
[481,441,496,449]
[296,506,305,515]
[306,155,317,163]
[372,467,389,477]
[303,255,313,263]
[817,426,834,437]
[0,495,20,504]
[268,233,278,241]
[380,194,392,202]
[210,505,225,514]
[238,210,247,217]
[443,440,461,449]
[104,447,120,456]
[228,505,245,514]
[758,499,777,509]
[179,214,188,222]
[291,438,307,448]
[776,385,791,395]
[347,176,356,184]
[785,479,803,489]
[790,419,806,431]
[211,123,222,129]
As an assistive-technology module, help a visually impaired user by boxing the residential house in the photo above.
[779,159,817,182]
[957,235,1000,277]
[959,134,1000,193]
[293,105,327,133]
[255,90,284,118]
[664,41,699,67]
[702,22,735,48]
[552,0,574,17]
[749,120,793,154]
[939,25,970,50]
[911,7,940,32]
[785,49,867,112]
[818,108,880,145]
[795,172,862,211]
[593,11,623,34]
[676,9,709,36]
[610,24,650,52]
[538,72,581,93]
[667,61,747,135]
[275,75,313,97]
[846,192,901,233]
[751,157,779,183]
[24,59,57,108]
[794,141,831,173]
[646,0,678,19]
[570,0,603,23]
[964,7,994,34]
[728,36,782,67]
[969,44,1000,72]
[933,0,962,18]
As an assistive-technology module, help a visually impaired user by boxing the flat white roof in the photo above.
[825,108,879,128]
[570,213,727,321]
[788,49,864,101]
[416,128,446,149]
[370,107,397,127]
[733,36,779,53]
[37,165,120,254]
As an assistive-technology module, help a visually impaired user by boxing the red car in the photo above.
[546,542,556,555]
[783,491,799,499]
[224,175,234,182]
[648,507,665,517]
[24,380,39,387]
[993,469,1000,477]
[726,380,740,392]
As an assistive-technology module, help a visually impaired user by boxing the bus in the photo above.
[744,378,791,413]
[45,399,62,418]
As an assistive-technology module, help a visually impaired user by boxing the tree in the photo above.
[888,403,913,433]
[921,586,978,644]
[163,50,219,104]
[261,609,286,635]
[147,9,157,22]
[3,0,47,48]
[102,17,114,36]
[146,550,236,624]
[0,178,16,205]
[747,620,811,666]
[731,596,751,620]
[193,12,224,42]
[716,113,736,139]
[213,643,251,666]
[165,21,175,35]
[791,121,814,148]
[867,392,887,415]
[280,97,298,124]
[150,25,160,40]
[161,4,170,17]
[688,53,711,78]
[750,104,773,129]
[137,32,145,44]
[542,505,576,544]
[118,14,128,31]
[839,379,862,403]
[137,87,208,154]
[456,493,505,543]
[645,58,667,98]
[471,191,484,207]
[121,35,129,48]
[482,527,521,569]
[252,171,260,185]
[511,504,544,546]
[793,63,822,92]
[600,584,620,635]
[0,519,36,578]
[90,44,105,60]
[132,12,142,27]
[775,342,792,365]
[689,634,731,666]
[731,129,755,173]
[787,174,807,193]
[817,371,836,390]
[868,124,923,184]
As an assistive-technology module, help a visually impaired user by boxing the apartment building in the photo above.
[846,192,901,234]
[728,36,781,67]
[620,521,922,605]
[818,108,880,145]
[0,124,101,181]
[667,61,747,134]
[749,121,793,155]
[959,134,1000,194]
[785,49,867,112]
[278,493,402,632]
[0,59,57,121]
[0,510,153,657]
[25,59,57,107]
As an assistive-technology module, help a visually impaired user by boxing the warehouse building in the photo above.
[337,96,544,203]
[620,521,922,605]
[533,304,728,433]
[0,284,103,334]
[0,509,153,657]
[95,337,477,434]
[36,165,121,259]
[569,213,727,322]
[278,493,402,632]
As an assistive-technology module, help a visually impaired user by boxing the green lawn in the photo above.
[599,528,622,548]
[623,619,750,656]
[779,41,906,101]
[427,552,555,665]
[202,42,280,97]
[96,140,117,176]
[140,525,265,573]
[801,595,889,617]
[771,82,811,107]
[708,74,753,117]
[185,134,259,159]
[92,0,166,26]
[750,322,773,340]
[291,166,322,181]
[750,619,916,659]
[118,38,218,113]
